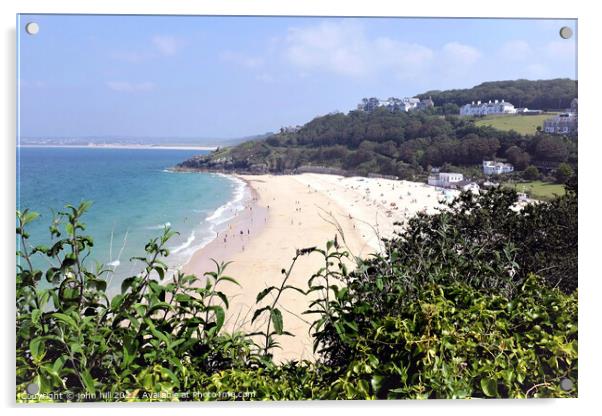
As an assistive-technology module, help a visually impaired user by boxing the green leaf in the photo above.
[217,275,240,287]
[371,374,384,395]
[122,336,136,367]
[31,309,42,327]
[70,342,83,356]
[271,308,284,335]
[282,285,306,296]
[121,276,138,293]
[88,278,107,292]
[207,305,225,334]
[160,367,181,389]
[480,378,499,397]
[256,286,277,303]
[251,306,270,323]
[29,337,46,361]
[21,211,40,225]
[81,369,96,395]
[51,312,78,331]
[111,294,125,310]
[214,291,230,309]
[147,301,173,315]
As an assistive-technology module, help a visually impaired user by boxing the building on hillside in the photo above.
[462,182,480,194]
[280,125,301,133]
[357,96,433,113]
[459,99,517,116]
[543,112,578,135]
[482,160,514,175]
[516,108,544,115]
[570,98,578,114]
[428,172,464,188]
[482,180,499,188]
[417,96,435,110]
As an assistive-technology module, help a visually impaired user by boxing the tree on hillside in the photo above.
[505,145,531,170]
[523,165,540,180]
[417,79,577,110]
[555,163,574,184]
[457,134,500,164]
[533,136,569,162]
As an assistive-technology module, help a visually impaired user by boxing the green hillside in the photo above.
[178,108,577,179]
[474,113,558,135]
[417,79,577,110]
[503,180,566,201]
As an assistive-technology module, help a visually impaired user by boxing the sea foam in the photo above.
[205,175,247,226]
[168,174,248,265]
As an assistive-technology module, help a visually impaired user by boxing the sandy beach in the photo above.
[182,173,454,362]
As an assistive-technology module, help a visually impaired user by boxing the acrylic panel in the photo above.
[16,14,578,402]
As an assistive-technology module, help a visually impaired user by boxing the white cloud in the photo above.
[544,40,576,58]
[152,35,180,56]
[499,40,532,61]
[106,81,156,92]
[283,20,434,79]
[442,42,481,66]
[219,51,264,69]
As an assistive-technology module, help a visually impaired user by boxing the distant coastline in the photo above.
[18,144,217,151]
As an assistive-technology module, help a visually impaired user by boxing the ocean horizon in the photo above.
[17,146,247,293]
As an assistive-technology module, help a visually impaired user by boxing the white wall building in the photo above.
[460,100,517,116]
[543,112,577,135]
[482,160,514,175]
[428,172,464,188]
[358,97,429,113]
[462,183,480,194]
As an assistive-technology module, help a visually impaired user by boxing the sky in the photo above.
[17,15,577,140]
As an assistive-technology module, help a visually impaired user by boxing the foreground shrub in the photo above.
[16,204,255,401]
[318,276,577,399]
[16,185,577,401]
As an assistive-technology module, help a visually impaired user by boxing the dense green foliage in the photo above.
[179,109,577,180]
[416,79,577,110]
[16,186,577,401]
[178,79,577,179]
[555,163,575,184]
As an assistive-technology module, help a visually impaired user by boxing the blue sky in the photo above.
[18,15,577,140]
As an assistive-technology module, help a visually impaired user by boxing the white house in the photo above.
[483,160,514,175]
[543,112,577,135]
[428,172,464,188]
[462,183,480,194]
[358,96,430,113]
[460,100,517,116]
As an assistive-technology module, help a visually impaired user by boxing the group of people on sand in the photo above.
[214,201,268,254]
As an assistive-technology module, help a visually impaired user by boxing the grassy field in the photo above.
[474,113,558,135]
[503,180,565,201]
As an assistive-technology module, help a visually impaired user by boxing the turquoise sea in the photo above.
[17,147,247,291]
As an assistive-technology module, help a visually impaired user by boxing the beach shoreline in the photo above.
[178,173,453,362]
[181,176,267,282]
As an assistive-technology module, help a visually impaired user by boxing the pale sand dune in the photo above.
[182,173,453,362]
